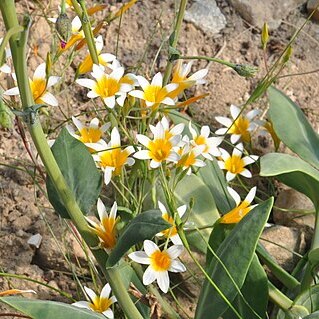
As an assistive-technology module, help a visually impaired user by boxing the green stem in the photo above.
[163,0,187,84]
[0,2,143,318]
[257,244,300,290]
[268,281,293,311]
[301,204,319,291]
[181,55,235,68]
[72,0,99,64]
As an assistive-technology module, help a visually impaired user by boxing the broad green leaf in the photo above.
[0,297,104,319]
[46,128,102,218]
[223,255,268,319]
[174,173,220,253]
[106,210,171,267]
[260,153,319,208]
[199,159,235,215]
[268,86,319,169]
[195,198,273,319]
[308,248,319,269]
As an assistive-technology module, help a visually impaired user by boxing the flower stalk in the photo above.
[163,0,188,85]
[0,1,143,318]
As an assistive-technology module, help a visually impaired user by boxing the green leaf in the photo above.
[106,210,171,267]
[308,248,319,269]
[268,86,319,169]
[174,173,220,253]
[223,256,268,319]
[277,285,319,318]
[207,225,268,319]
[0,297,104,319]
[303,311,319,319]
[260,153,319,208]
[46,128,102,219]
[195,198,273,319]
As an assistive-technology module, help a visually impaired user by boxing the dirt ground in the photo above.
[1,0,319,318]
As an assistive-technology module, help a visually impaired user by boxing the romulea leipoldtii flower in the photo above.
[134,117,183,168]
[72,282,117,318]
[4,63,60,106]
[67,116,110,150]
[76,64,133,109]
[86,199,119,252]
[77,36,116,75]
[157,201,187,245]
[218,143,258,182]
[129,72,178,109]
[189,122,222,160]
[129,240,186,293]
[91,127,135,185]
[176,139,206,175]
[215,104,260,144]
[168,60,208,99]
[220,186,257,224]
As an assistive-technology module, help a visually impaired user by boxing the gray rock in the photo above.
[307,0,319,21]
[273,189,315,231]
[261,225,307,272]
[185,0,226,36]
[228,0,305,29]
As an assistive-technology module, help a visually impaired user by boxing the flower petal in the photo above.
[240,169,252,178]
[151,72,163,87]
[143,266,157,285]
[41,92,58,107]
[167,245,184,259]
[144,240,159,256]
[100,283,111,299]
[245,186,257,204]
[33,63,46,80]
[230,104,240,120]
[227,187,241,206]
[76,78,96,89]
[156,271,169,293]
[47,76,60,88]
[169,259,186,273]
[129,251,150,264]
[3,87,19,96]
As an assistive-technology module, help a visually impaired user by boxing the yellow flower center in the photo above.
[148,139,172,162]
[99,148,129,176]
[224,155,245,174]
[194,136,209,152]
[79,127,102,144]
[150,250,171,271]
[120,75,135,85]
[220,200,251,224]
[93,216,117,250]
[94,76,120,98]
[30,78,47,103]
[144,85,168,104]
[177,152,196,168]
[161,213,177,238]
[228,116,251,143]
[89,296,112,313]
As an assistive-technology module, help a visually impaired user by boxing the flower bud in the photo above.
[233,64,258,78]
[55,13,72,44]
[261,22,269,50]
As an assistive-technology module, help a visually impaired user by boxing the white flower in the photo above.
[156,201,187,245]
[189,122,222,160]
[215,105,260,144]
[176,139,206,175]
[78,36,116,75]
[76,64,133,108]
[134,117,183,168]
[168,60,208,99]
[4,63,60,106]
[72,283,117,318]
[66,116,110,149]
[90,127,135,185]
[129,240,186,293]
[217,143,258,181]
[220,187,257,224]
[129,72,178,109]
[86,200,118,252]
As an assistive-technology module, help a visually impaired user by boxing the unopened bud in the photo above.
[45,52,52,79]
[282,46,292,64]
[233,64,258,78]
[55,13,72,44]
[261,22,269,50]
